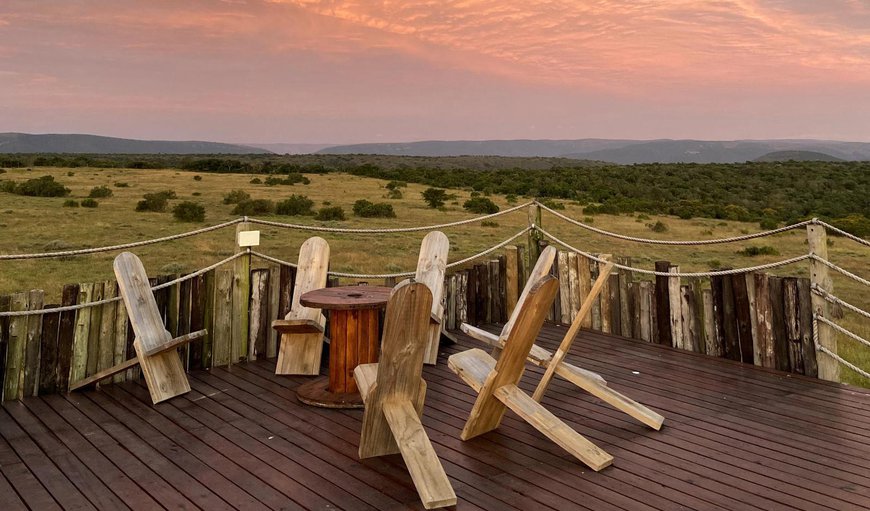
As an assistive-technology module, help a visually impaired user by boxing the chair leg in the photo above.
[135,340,190,404]
[275,332,323,375]
[384,399,457,509]
[494,384,613,471]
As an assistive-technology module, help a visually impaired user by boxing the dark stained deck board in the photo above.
[0,323,868,511]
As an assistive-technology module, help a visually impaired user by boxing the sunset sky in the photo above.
[1,1,869,144]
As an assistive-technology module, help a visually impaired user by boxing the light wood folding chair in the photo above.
[354,281,457,509]
[272,236,330,375]
[449,273,614,471]
[415,231,449,366]
[70,252,205,404]
[461,246,664,431]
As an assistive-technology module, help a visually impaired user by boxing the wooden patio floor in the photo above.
[1,323,870,510]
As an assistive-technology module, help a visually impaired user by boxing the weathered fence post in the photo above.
[505,246,519,318]
[528,202,542,267]
[233,221,252,365]
[655,261,672,346]
[807,222,838,382]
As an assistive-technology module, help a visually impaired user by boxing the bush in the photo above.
[463,197,499,214]
[264,173,310,186]
[3,175,70,197]
[80,198,98,208]
[422,188,448,208]
[135,192,172,212]
[539,198,565,210]
[88,185,113,198]
[193,175,202,181]
[386,189,403,199]
[737,246,780,256]
[63,199,79,208]
[192,192,201,196]
[759,218,779,230]
[315,206,346,221]
[647,221,668,233]
[173,201,206,222]
[385,180,407,190]
[223,189,250,204]
[250,177,262,184]
[829,214,870,238]
[0,168,5,174]
[67,171,75,176]
[505,194,518,204]
[114,182,129,187]
[232,199,274,216]
[276,195,315,216]
[480,220,499,227]
[353,199,396,218]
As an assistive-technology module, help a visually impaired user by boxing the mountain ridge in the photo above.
[0,133,272,154]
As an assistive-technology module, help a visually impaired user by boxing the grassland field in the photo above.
[0,166,867,385]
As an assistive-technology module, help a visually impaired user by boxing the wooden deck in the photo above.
[1,323,869,510]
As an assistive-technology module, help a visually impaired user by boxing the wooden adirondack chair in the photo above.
[416,231,449,366]
[460,246,664,431]
[69,252,205,404]
[449,273,614,471]
[354,281,457,509]
[272,237,330,375]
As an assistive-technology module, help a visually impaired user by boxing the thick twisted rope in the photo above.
[812,286,870,320]
[0,252,246,317]
[252,227,531,279]
[815,314,870,350]
[0,218,244,261]
[539,228,809,277]
[810,255,870,288]
[818,221,870,248]
[247,201,533,234]
[813,315,870,380]
[536,201,813,245]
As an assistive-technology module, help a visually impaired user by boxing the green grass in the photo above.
[1,165,867,385]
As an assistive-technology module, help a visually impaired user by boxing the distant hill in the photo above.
[753,150,843,162]
[0,133,271,154]
[319,138,870,163]
[244,143,335,154]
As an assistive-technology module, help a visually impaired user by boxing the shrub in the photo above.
[193,175,202,181]
[422,188,447,208]
[250,177,262,184]
[470,191,481,198]
[737,246,780,256]
[276,195,315,216]
[4,175,70,197]
[88,185,113,198]
[114,182,129,187]
[463,197,499,214]
[81,198,99,208]
[385,180,407,190]
[386,189,403,199]
[353,199,396,218]
[759,218,779,230]
[647,221,668,233]
[0,168,5,174]
[315,206,346,221]
[63,199,79,208]
[829,214,870,238]
[505,194,518,204]
[584,217,595,223]
[223,189,250,204]
[67,171,75,176]
[173,201,206,222]
[135,192,171,212]
[539,198,565,210]
[232,199,274,216]
[480,220,499,227]
[264,173,310,186]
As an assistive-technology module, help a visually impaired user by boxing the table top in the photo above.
[300,285,392,311]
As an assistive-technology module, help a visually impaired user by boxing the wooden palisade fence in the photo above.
[0,242,823,401]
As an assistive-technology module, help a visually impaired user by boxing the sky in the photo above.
[1,0,869,144]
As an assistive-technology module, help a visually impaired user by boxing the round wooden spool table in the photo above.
[297,285,392,408]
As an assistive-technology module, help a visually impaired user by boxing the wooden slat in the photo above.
[23,290,44,397]
[618,259,633,339]
[249,269,269,361]
[797,278,818,378]
[599,255,612,333]
[212,269,234,367]
[56,285,79,392]
[608,273,621,336]
[691,278,707,354]
[654,261,672,345]
[557,250,571,324]
[86,282,104,377]
[189,274,206,370]
[753,273,775,368]
[266,262,281,359]
[668,266,683,350]
[784,278,804,374]
[679,285,699,353]
[112,283,129,384]
[745,273,759,364]
[3,293,27,401]
[233,223,252,365]
[702,287,719,357]
[201,271,216,369]
[96,282,117,384]
[38,305,61,395]
[0,295,12,400]
[577,255,592,329]
[732,273,754,364]
[505,246,519,318]
[768,276,790,372]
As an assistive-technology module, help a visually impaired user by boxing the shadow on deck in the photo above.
[2,324,870,510]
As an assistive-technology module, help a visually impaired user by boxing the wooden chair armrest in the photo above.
[430,312,441,325]
[272,319,324,335]
[460,323,499,346]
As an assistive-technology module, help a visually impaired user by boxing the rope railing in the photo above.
[251,227,532,279]
[817,220,870,248]
[538,228,810,277]
[810,255,870,288]
[812,286,870,321]
[535,201,814,245]
[247,201,533,234]
[814,315,870,380]
[0,251,246,317]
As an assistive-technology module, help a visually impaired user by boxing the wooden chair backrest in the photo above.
[286,236,330,322]
[114,252,172,353]
[414,231,449,319]
[500,245,557,339]
[492,274,559,385]
[374,280,433,402]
